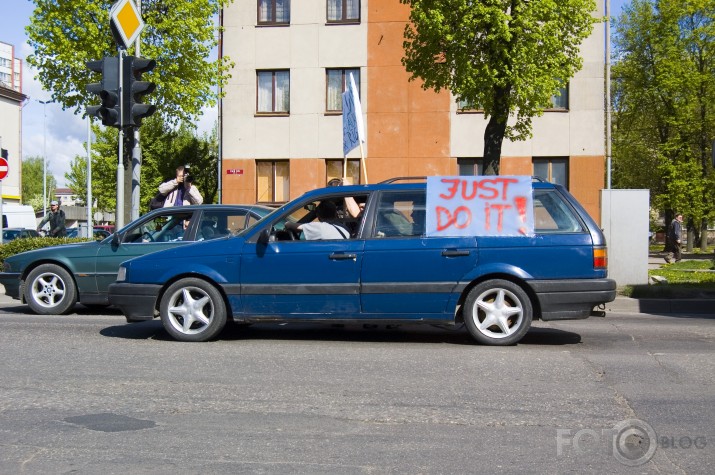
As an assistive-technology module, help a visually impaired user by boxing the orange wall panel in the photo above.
[290,159,324,198]
[221,159,255,204]
[570,155,605,223]
[501,157,533,176]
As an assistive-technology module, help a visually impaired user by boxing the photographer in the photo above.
[158,165,203,208]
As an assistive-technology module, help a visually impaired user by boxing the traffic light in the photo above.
[123,55,156,127]
[86,57,121,128]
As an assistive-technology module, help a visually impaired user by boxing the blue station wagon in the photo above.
[109,178,616,345]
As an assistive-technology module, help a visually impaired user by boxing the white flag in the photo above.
[342,73,364,156]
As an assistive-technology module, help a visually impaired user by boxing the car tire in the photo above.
[24,264,77,315]
[463,279,533,345]
[159,278,227,342]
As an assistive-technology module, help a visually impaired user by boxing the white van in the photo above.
[2,205,37,230]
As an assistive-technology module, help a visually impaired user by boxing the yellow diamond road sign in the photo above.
[110,0,145,49]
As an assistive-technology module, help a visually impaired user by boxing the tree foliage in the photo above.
[21,156,57,212]
[65,118,219,215]
[401,0,598,174]
[26,0,234,125]
[612,0,715,247]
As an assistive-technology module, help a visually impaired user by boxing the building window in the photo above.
[258,0,290,24]
[533,157,568,188]
[550,85,568,110]
[257,70,290,113]
[326,68,360,112]
[457,98,482,112]
[257,161,290,203]
[326,159,360,184]
[458,158,483,176]
[327,0,360,23]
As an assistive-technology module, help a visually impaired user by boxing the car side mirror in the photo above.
[257,228,270,246]
[111,232,120,246]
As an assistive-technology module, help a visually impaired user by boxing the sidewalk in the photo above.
[608,251,715,316]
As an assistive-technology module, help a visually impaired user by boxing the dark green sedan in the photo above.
[0,204,274,315]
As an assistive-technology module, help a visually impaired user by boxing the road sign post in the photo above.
[0,155,8,245]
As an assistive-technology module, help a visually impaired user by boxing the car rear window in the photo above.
[533,190,584,233]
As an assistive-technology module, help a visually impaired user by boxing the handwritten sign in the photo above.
[426,176,534,237]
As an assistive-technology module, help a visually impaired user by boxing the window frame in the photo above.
[326,159,361,184]
[257,0,290,25]
[256,160,290,205]
[548,84,569,111]
[533,157,569,189]
[326,0,360,24]
[325,68,360,113]
[256,70,290,115]
[457,158,484,176]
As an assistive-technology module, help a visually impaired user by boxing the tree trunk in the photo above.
[483,117,508,176]
[482,87,510,176]
[701,218,709,252]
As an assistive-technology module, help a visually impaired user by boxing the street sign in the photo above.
[110,0,145,49]
[226,169,244,175]
[0,156,9,180]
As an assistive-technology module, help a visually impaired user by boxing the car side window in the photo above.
[123,212,195,243]
[199,210,249,241]
[373,191,426,238]
[533,190,584,233]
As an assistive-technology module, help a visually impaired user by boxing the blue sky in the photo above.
[2,1,629,187]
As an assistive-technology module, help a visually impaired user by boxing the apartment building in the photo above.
[0,41,26,204]
[220,1,605,220]
[0,41,22,93]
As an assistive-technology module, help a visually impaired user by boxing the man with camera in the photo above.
[158,165,204,208]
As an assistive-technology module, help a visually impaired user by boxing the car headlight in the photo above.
[116,265,127,282]
[2,261,12,272]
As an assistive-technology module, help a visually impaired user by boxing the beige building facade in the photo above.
[220,1,606,221]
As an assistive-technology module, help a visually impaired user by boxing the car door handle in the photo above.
[329,252,357,261]
[441,249,470,257]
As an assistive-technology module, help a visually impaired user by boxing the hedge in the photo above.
[0,237,92,265]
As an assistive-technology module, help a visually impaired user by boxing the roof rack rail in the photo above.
[531,175,545,182]
[379,176,428,184]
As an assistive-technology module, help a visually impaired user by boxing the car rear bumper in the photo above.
[108,283,161,321]
[0,273,22,300]
[529,278,617,321]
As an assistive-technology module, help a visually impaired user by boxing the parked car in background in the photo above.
[0,204,273,315]
[65,228,112,240]
[109,178,616,345]
[2,228,41,242]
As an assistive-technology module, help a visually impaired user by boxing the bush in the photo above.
[0,236,91,265]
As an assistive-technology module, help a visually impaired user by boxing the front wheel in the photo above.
[159,278,227,342]
[24,264,77,315]
[463,279,532,345]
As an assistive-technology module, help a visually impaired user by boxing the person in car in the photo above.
[285,201,349,240]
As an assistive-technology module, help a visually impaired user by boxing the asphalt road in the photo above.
[0,302,712,474]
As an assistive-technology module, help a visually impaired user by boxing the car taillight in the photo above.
[593,247,608,269]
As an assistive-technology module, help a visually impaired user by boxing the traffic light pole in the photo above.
[116,48,125,230]
[132,2,142,222]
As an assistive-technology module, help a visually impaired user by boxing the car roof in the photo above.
[298,176,558,199]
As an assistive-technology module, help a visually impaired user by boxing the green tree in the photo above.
[612,0,715,249]
[401,0,599,174]
[21,156,57,212]
[66,118,219,215]
[25,0,234,125]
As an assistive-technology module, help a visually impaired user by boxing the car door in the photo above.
[93,209,198,293]
[239,196,364,318]
[360,190,477,318]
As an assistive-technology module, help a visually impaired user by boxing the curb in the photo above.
[607,296,715,316]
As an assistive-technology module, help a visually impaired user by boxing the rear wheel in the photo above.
[24,264,77,315]
[463,279,532,345]
[159,278,227,342]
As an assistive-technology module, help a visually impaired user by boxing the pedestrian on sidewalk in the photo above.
[665,213,683,263]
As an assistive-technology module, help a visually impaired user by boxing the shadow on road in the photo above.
[100,320,583,346]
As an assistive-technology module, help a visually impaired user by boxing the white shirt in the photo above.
[301,222,348,240]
